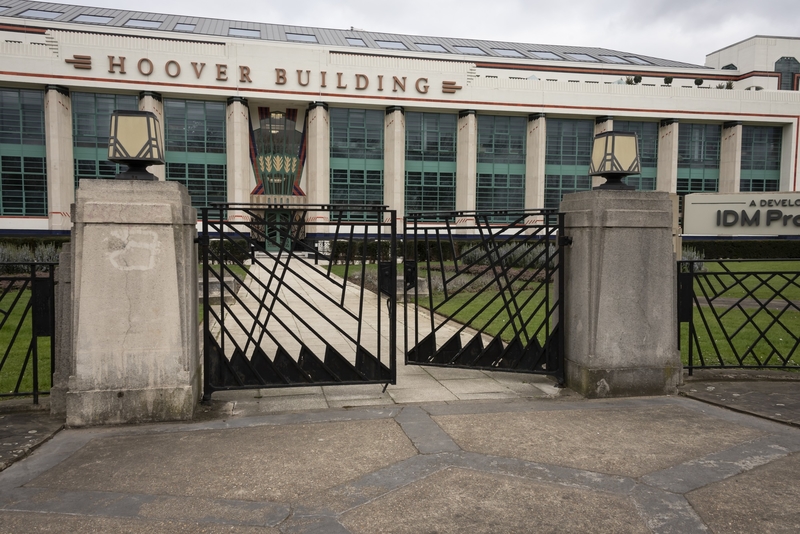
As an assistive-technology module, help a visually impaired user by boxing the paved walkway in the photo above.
[1,394,799,532]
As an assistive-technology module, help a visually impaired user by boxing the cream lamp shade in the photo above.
[588,131,641,190]
[108,110,164,180]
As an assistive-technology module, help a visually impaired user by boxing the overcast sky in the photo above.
[45,0,797,66]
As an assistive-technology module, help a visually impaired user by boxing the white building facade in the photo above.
[1,1,799,234]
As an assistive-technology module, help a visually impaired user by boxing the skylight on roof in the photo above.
[624,56,651,65]
[376,40,407,50]
[454,46,486,55]
[417,43,447,53]
[599,55,628,64]
[286,33,318,43]
[529,51,561,60]
[19,9,62,19]
[174,23,195,32]
[228,28,260,38]
[565,53,598,62]
[124,19,162,29]
[493,49,524,58]
[347,37,366,46]
[73,15,113,24]
[0,7,9,13]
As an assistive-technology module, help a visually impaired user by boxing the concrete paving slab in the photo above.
[439,377,515,396]
[387,387,459,404]
[681,380,800,427]
[687,451,800,533]
[0,511,273,533]
[0,411,63,471]
[433,404,765,477]
[27,419,416,501]
[339,466,650,534]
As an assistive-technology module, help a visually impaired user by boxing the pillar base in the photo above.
[66,386,196,427]
[566,362,681,399]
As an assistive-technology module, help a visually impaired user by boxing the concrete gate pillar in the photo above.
[66,180,199,426]
[560,190,681,398]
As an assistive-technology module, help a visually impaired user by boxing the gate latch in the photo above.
[558,235,573,247]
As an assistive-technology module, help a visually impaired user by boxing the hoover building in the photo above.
[1,0,799,234]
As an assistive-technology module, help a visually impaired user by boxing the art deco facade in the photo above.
[1,1,798,233]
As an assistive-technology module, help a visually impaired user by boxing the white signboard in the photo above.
[683,192,800,236]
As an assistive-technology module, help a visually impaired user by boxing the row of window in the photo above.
[0,88,786,216]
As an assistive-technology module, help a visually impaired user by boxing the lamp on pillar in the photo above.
[589,131,640,190]
[108,110,165,181]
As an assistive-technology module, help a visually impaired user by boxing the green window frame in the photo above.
[405,112,457,216]
[544,118,593,209]
[0,88,46,216]
[677,123,721,194]
[72,92,139,187]
[740,125,782,192]
[329,108,384,219]
[164,99,227,208]
[614,120,658,191]
[476,115,526,216]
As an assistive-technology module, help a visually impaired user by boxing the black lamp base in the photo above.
[593,176,635,191]
[113,163,158,181]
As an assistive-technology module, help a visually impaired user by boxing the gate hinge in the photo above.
[558,235,573,247]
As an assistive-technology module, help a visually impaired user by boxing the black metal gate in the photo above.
[678,258,800,374]
[403,210,565,384]
[201,204,397,400]
[0,263,55,404]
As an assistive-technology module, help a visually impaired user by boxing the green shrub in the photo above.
[0,242,61,273]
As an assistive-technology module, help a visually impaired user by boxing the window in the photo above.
[0,89,46,216]
[529,51,561,60]
[614,121,658,190]
[677,123,721,194]
[19,9,62,19]
[72,15,113,24]
[598,55,628,64]
[124,19,163,29]
[565,53,598,62]
[164,100,227,208]
[72,92,138,186]
[228,28,260,38]
[330,108,384,219]
[376,40,407,50]
[347,38,366,46]
[174,23,196,32]
[476,115,526,217]
[544,118,594,209]
[405,112,457,216]
[775,57,800,91]
[286,33,318,43]
[493,49,525,58]
[416,43,448,53]
[624,56,651,65]
[454,46,486,55]
[740,126,782,191]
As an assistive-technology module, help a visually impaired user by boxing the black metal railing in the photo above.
[200,204,397,399]
[0,263,56,404]
[678,259,800,373]
[404,210,565,384]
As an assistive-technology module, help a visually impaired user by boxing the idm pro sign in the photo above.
[684,193,800,236]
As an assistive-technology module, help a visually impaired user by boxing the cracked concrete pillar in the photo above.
[67,180,199,426]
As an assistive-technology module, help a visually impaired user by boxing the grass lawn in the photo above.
[680,305,800,369]
[689,260,800,302]
[0,289,52,398]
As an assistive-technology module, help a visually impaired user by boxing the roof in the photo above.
[0,0,707,69]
